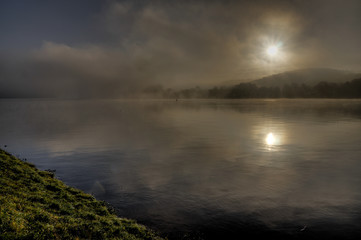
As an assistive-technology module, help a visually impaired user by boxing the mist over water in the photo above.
[1,99,361,239]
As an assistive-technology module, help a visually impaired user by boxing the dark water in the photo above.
[1,99,361,239]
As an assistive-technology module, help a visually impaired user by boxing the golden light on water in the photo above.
[266,132,275,146]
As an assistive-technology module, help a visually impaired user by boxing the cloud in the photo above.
[1,0,360,98]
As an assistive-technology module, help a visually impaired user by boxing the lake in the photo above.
[1,99,361,239]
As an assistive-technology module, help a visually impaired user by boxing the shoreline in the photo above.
[0,148,164,240]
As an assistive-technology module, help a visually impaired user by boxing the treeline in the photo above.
[143,78,361,99]
[142,85,206,99]
[220,78,361,98]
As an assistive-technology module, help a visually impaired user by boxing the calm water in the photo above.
[1,99,361,239]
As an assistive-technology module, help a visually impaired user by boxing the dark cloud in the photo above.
[1,0,361,98]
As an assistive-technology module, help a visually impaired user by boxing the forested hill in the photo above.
[251,68,361,88]
[224,78,361,98]
[141,68,361,99]
[143,78,361,99]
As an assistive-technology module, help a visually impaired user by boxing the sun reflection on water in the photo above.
[266,132,275,146]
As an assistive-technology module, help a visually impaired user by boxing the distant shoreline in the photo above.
[2,78,361,100]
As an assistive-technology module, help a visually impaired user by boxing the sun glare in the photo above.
[266,45,278,57]
[266,132,275,145]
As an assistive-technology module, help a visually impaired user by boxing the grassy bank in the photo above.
[0,148,164,240]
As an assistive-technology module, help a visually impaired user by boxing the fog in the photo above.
[1,0,361,98]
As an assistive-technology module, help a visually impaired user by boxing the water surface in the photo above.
[1,99,361,239]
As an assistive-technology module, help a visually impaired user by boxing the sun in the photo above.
[266,45,279,57]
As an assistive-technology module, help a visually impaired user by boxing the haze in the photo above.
[1,0,361,98]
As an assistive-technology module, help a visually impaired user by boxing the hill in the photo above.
[251,68,361,88]
[0,148,164,240]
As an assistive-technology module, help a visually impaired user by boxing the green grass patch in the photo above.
[0,149,165,240]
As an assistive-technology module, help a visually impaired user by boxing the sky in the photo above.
[1,0,361,98]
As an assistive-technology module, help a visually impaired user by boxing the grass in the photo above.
[0,148,165,240]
